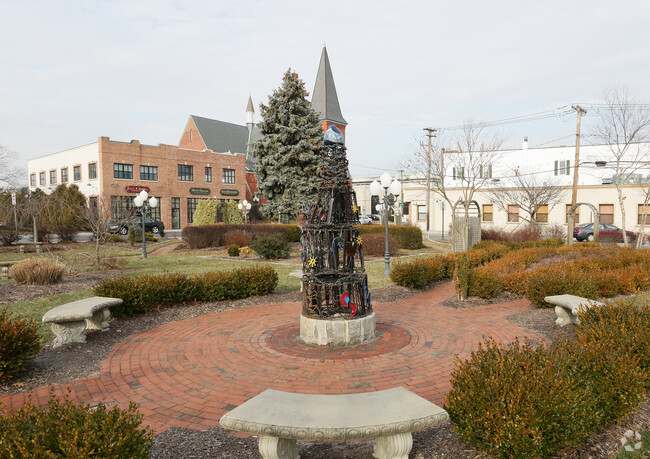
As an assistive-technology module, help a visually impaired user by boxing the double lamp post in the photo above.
[370,172,401,276]
[133,190,158,259]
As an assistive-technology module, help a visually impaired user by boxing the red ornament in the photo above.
[339,293,357,317]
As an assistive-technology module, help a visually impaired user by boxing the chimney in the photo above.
[523,136,529,150]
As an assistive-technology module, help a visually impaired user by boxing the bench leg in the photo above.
[1,266,9,279]
[51,321,87,348]
[258,436,298,459]
[373,432,413,459]
[87,308,111,331]
[555,306,580,326]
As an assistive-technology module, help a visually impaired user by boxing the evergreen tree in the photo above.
[250,68,323,220]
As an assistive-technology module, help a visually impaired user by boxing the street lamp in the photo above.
[238,199,252,224]
[370,172,401,276]
[133,190,158,259]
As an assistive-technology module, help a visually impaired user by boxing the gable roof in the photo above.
[190,115,261,154]
[311,46,347,126]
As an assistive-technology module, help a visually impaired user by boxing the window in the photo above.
[171,197,181,229]
[30,174,36,187]
[417,205,427,221]
[149,199,161,220]
[49,170,57,185]
[178,164,194,181]
[599,204,614,224]
[507,204,519,223]
[638,204,650,225]
[187,197,205,223]
[480,165,493,179]
[61,168,68,183]
[482,204,493,222]
[222,168,235,184]
[113,163,133,179]
[73,165,82,181]
[88,163,97,179]
[205,167,212,183]
[140,165,158,181]
[566,204,579,225]
[535,204,549,223]
[554,160,571,176]
[402,201,410,216]
[110,196,135,221]
[452,167,465,180]
[39,172,46,186]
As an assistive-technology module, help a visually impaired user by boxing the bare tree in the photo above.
[489,169,566,231]
[77,194,112,269]
[592,87,650,247]
[408,123,504,250]
[20,189,51,242]
[0,144,24,189]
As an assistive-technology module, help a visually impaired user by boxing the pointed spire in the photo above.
[246,94,255,128]
[246,94,255,114]
[311,46,347,126]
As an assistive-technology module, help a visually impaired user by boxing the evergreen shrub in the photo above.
[0,394,153,458]
[227,244,240,257]
[358,225,423,249]
[250,234,290,259]
[360,233,401,256]
[10,257,66,285]
[283,224,301,242]
[93,266,278,317]
[390,255,454,289]
[446,338,597,459]
[128,226,155,245]
[182,224,288,249]
[525,266,600,306]
[104,233,123,243]
[0,308,41,382]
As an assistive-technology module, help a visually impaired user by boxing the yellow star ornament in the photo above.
[307,257,317,268]
[355,236,363,245]
[352,205,358,213]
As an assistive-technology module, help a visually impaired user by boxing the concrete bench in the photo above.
[220,387,449,459]
[12,241,44,253]
[42,296,123,348]
[544,294,606,326]
[0,260,19,279]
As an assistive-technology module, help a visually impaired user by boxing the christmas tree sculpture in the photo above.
[299,125,374,345]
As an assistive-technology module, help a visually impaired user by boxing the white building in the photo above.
[353,140,650,237]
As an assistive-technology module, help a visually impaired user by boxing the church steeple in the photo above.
[311,46,347,132]
[246,94,255,131]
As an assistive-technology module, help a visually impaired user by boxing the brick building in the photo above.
[26,46,347,230]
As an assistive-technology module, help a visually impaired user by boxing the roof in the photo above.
[311,46,347,126]
[190,115,261,154]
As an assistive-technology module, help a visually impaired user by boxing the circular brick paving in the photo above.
[1,283,544,433]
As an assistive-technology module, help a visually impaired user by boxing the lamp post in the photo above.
[238,199,252,224]
[133,190,158,259]
[370,172,401,276]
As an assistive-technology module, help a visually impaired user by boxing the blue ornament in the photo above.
[323,125,344,145]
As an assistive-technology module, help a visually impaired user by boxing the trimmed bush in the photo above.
[359,233,401,256]
[358,225,423,249]
[224,230,252,248]
[0,394,153,458]
[0,307,41,382]
[182,224,289,249]
[10,257,65,285]
[283,224,301,242]
[93,266,278,317]
[390,255,453,289]
[525,265,600,306]
[250,234,290,259]
[227,244,240,257]
[128,226,156,245]
[446,338,596,459]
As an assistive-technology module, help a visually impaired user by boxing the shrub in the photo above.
[446,337,596,459]
[227,244,240,257]
[454,253,470,300]
[358,225,423,249]
[0,394,153,458]
[128,226,156,245]
[240,246,254,256]
[104,233,123,243]
[182,224,288,249]
[93,266,278,317]
[359,233,401,256]
[0,227,20,246]
[158,227,165,238]
[55,226,79,243]
[250,234,290,259]
[283,224,301,242]
[0,307,40,382]
[391,255,453,289]
[10,257,66,285]
[224,230,252,248]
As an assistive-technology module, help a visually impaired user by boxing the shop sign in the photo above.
[125,185,150,193]
[190,187,211,195]
[221,189,239,196]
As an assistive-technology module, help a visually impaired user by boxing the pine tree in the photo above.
[250,68,323,220]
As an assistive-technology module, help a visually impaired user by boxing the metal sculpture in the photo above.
[301,125,372,318]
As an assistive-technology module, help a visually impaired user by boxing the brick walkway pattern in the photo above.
[0,283,542,434]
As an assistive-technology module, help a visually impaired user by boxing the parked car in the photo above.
[358,215,372,225]
[369,214,380,221]
[573,223,637,242]
[106,217,165,235]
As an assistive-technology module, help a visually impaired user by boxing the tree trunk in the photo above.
[616,184,629,247]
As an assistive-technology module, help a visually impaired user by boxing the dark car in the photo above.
[573,223,637,242]
[106,217,165,235]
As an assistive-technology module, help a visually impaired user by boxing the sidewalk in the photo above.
[0,283,542,434]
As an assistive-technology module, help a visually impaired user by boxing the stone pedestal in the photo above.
[300,312,375,346]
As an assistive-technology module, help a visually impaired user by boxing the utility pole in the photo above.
[571,105,587,206]
[423,128,437,233]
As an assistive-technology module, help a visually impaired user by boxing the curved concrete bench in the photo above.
[544,294,605,326]
[42,296,122,348]
[220,387,449,459]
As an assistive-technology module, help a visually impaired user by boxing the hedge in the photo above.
[182,223,297,249]
[358,225,423,249]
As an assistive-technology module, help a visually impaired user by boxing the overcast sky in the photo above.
[2,0,650,181]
